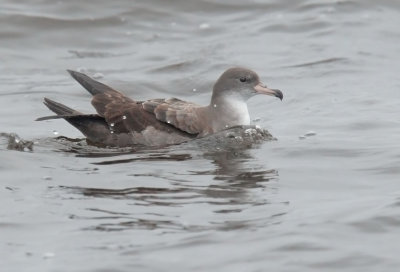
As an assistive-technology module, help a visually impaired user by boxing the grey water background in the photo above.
[1,0,400,271]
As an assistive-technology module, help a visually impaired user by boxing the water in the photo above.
[1,0,400,271]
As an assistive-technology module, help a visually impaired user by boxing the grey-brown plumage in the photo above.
[37,68,282,147]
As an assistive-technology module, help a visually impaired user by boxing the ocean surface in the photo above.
[1,0,400,271]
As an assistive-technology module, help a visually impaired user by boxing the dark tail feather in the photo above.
[36,115,68,121]
[36,114,100,121]
[37,97,113,144]
[67,70,116,96]
[43,97,79,115]
[36,98,82,121]
[62,115,113,144]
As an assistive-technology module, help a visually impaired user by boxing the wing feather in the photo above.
[143,98,206,134]
[68,71,201,136]
[91,92,196,137]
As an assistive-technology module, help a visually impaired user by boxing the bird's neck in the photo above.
[208,94,250,132]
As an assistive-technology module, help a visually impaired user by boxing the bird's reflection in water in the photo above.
[53,126,281,231]
[186,125,278,202]
[198,148,277,185]
[187,146,279,216]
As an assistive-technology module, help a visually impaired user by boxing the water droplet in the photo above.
[167,120,171,124]
[192,88,197,92]
[106,244,121,250]
[362,13,370,19]
[225,125,229,128]
[226,132,235,138]
[213,104,217,108]
[14,138,20,143]
[43,252,55,259]
[199,23,210,30]
[122,115,127,120]
[110,131,114,134]
[245,128,256,135]
[93,72,104,79]
[52,130,59,135]
[110,123,115,127]
[77,67,87,73]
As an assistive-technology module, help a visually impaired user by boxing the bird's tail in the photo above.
[36,98,81,121]
[67,70,115,96]
[36,98,113,145]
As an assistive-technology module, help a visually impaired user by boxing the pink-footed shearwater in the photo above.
[36,67,283,147]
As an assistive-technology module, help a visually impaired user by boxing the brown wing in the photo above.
[142,98,206,134]
[91,90,134,116]
[91,92,188,135]
[91,91,199,138]
[67,70,198,136]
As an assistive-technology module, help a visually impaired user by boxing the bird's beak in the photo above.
[254,82,283,100]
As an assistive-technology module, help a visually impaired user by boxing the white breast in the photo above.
[229,98,250,125]
[212,96,250,131]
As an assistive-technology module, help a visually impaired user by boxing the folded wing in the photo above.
[142,98,206,134]
[68,70,202,137]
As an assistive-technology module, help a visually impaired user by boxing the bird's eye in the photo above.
[239,77,247,82]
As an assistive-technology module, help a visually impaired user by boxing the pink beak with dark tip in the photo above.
[254,82,283,100]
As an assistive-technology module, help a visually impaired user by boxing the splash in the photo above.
[0,133,34,151]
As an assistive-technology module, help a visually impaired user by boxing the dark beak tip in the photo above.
[274,89,283,101]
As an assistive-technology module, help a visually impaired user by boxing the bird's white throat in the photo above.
[212,95,250,129]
